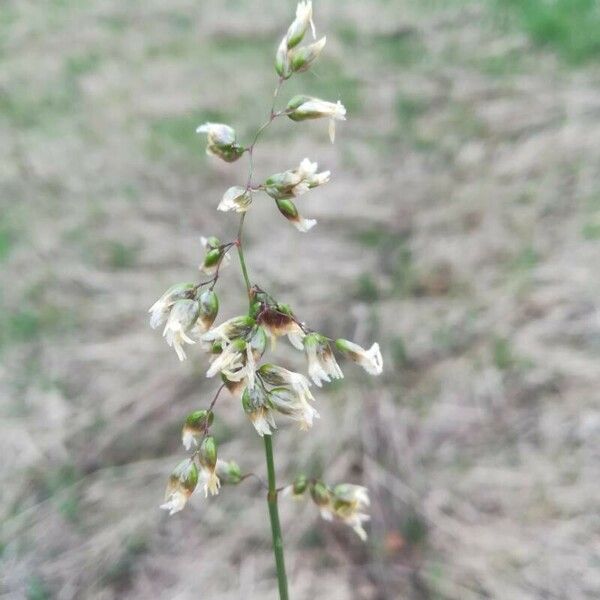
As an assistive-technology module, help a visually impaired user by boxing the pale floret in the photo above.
[269,382,319,431]
[287,330,306,350]
[148,283,196,330]
[148,297,171,330]
[160,460,198,516]
[219,186,252,213]
[292,180,310,197]
[295,1,315,39]
[346,512,371,542]
[259,307,304,347]
[293,216,317,233]
[222,343,256,390]
[297,99,346,143]
[182,428,197,451]
[200,467,221,497]
[160,490,189,516]
[202,316,253,346]
[286,1,315,49]
[260,365,315,402]
[250,407,277,436]
[206,342,245,378]
[289,372,315,404]
[319,484,371,541]
[189,316,211,339]
[297,157,317,178]
[196,122,234,138]
[305,335,344,387]
[163,300,200,361]
[360,342,383,375]
[196,122,235,147]
[336,339,383,375]
[297,157,330,189]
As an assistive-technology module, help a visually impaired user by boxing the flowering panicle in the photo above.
[150,5,383,592]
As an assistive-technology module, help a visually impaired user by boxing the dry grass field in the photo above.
[1,1,600,598]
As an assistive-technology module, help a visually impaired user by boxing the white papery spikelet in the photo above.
[335,339,383,375]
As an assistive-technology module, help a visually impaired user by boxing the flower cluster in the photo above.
[150,1,382,556]
[290,477,371,541]
[275,1,325,80]
[148,283,219,361]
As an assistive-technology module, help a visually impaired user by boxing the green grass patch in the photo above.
[581,194,600,240]
[475,50,526,77]
[390,336,408,369]
[209,33,276,63]
[354,228,416,297]
[7,310,41,342]
[0,298,73,349]
[0,81,80,131]
[401,510,428,545]
[371,30,426,66]
[510,245,538,272]
[396,94,427,129]
[495,0,600,64]
[65,51,101,78]
[353,273,380,303]
[582,219,600,240]
[491,335,533,371]
[26,576,51,600]
[336,23,359,46]
[101,535,148,591]
[492,336,514,370]
[99,14,129,33]
[101,240,140,270]
[0,225,15,262]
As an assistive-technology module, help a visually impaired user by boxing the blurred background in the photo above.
[2,0,600,598]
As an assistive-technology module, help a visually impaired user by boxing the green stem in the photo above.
[236,213,252,305]
[264,434,289,600]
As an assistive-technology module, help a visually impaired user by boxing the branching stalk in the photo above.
[236,76,290,593]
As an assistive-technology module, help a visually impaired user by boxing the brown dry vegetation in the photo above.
[1,1,600,598]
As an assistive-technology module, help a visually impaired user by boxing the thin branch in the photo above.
[239,472,269,490]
